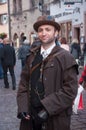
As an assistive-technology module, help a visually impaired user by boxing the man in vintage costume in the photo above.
[17,15,78,130]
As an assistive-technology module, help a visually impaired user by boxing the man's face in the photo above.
[37,25,58,45]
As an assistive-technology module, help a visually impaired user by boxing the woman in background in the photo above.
[70,39,81,65]
[60,37,70,51]
[70,39,81,60]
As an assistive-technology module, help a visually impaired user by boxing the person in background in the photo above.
[31,37,41,48]
[17,15,78,130]
[22,36,27,43]
[55,35,61,46]
[70,38,81,65]
[2,38,16,90]
[18,39,30,69]
[82,42,86,66]
[11,40,15,47]
[0,38,4,79]
[79,65,86,89]
[60,37,70,51]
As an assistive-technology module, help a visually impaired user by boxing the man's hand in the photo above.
[25,114,30,120]
[17,112,30,120]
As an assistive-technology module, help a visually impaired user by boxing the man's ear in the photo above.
[55,30,59,37]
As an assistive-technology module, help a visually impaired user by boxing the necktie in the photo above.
[42,51,48,59]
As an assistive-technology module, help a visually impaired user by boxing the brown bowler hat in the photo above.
[33,15,60,32]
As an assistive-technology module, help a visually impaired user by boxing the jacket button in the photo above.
[44,77,46,80]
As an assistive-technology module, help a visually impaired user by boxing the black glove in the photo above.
[37,109,49,122]
[17,112,28,119]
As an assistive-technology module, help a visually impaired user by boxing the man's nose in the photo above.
[42,30,46,35]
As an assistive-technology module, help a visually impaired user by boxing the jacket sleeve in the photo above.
[17,64,30,114]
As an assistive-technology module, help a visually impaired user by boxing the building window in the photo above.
[31,0,35,7]
[0,0,7,4]
[61,23,66,37]
[60,22,72,44]
[13,0,17,14]
[30,0,38,8]
[0,14,8,24]
[17,0,22,13]
[67,22,72,43]
[13,0,22,14]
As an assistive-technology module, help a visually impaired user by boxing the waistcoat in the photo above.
[30,50,45,108]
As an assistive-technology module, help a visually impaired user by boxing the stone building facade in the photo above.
[9,0,41,46]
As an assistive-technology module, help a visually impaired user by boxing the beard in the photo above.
[40,37,56,46]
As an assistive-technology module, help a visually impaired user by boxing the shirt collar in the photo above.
[41,43,56,56]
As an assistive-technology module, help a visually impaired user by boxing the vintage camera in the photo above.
[38,109,49,122]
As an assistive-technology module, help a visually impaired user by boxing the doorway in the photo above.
[74,27,80,42]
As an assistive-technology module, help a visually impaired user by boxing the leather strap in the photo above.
[30,49,64,75]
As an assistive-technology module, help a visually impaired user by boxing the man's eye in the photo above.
[46,29,51,31]
[38,28,51,32]
[38,29,42,32]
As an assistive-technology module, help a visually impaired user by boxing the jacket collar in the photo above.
[30,43,61,55]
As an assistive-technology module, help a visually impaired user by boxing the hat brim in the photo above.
[33,21,60,32]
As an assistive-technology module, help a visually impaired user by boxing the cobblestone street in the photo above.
[0,58,21,130]
[0,88,20,130]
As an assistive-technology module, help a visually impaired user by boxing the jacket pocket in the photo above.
[44,60,54,70]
